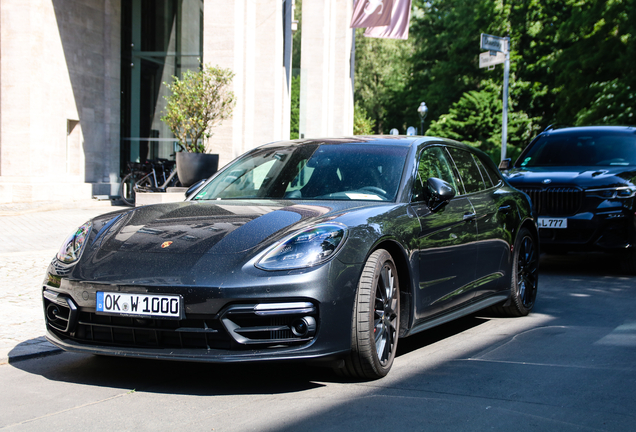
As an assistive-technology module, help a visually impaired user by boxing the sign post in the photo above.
[480,33,510,162]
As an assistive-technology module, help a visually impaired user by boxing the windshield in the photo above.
[517,132,636,167]
[192,143,408,201]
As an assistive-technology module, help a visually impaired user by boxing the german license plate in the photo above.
[538,217,567,229]
[96,292,182,319]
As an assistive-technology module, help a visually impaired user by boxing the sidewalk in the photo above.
[0,199,129,364]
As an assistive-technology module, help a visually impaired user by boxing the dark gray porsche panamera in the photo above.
[43,136,538,379]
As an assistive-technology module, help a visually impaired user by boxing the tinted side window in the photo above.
[413,146,459,201]
[447,147,486,194]
[473,155,502,188]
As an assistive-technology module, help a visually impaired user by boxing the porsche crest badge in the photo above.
[161,241,173,249]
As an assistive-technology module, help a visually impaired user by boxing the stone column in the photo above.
[203,0,292,169]
[299,0,354,139]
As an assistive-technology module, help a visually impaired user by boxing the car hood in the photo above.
[65,199,393,285]
[90,200,387,256]
[504,166,636,189]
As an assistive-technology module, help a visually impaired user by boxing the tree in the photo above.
[353,102,376,135]
[161,64,235,153]
[426,80,539,162]
[290,75,301,139]
[354,28,413,133]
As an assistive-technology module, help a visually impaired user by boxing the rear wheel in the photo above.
[337,249,400,380]
[119,172,145,206]
[493,227,539,317]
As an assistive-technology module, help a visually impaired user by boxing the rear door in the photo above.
[446,147,511,299]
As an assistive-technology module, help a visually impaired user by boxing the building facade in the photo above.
[0,0,353,203]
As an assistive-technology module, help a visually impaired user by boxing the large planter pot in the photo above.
[176,152,219,187]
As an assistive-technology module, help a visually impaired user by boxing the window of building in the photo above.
[120,0,203,170]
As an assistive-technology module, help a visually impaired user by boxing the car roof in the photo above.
[542,126,636,136]
[259,135,466,150]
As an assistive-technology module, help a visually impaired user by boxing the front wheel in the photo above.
[338,249,400,380]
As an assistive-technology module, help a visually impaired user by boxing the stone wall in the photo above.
[0,0,121,203]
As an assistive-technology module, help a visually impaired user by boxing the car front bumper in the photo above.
[42,257,359,364]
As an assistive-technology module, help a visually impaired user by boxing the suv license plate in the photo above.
[538,217,567,229]
[96,292,182,319]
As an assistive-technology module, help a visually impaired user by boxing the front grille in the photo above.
[72,312,232,349]
[518,187,583,216]
[44,289,318,351]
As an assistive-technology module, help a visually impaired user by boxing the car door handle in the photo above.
[463,212,476,222]
[498,205,512,213]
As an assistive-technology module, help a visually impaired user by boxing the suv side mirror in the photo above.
[498,158,512,171]
[427,177,456,212]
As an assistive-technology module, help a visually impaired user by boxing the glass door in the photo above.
[121,0,203,169]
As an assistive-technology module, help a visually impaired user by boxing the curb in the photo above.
[2,348,63,365]
[1,339,63,365]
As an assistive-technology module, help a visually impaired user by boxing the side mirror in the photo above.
[185,178,207,198]
[498,158,512,171]
[427,177,455,212]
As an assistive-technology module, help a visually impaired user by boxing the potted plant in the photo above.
[161,63,235,186]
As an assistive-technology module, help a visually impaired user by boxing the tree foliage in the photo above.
[354,0,635,162]
[353,102,376,135]
[290,75,301,139]
[162,64,235,153]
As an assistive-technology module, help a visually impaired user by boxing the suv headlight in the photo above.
[256,223,347,270]
[586,187,636,199]
[56,221,92,264]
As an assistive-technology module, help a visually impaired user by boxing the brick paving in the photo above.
[0,200,128,363]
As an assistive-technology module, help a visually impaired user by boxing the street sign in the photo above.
[479,51,505,68]
[480,33,507,53]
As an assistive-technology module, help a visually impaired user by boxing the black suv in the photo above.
[501,126,636,273]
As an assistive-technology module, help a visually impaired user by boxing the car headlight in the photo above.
[586,187,636,199]
[256,223,347,270]
[56,221,92,264]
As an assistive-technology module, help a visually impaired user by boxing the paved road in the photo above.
[1,209,634,432]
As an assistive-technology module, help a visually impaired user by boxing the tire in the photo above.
[120,171,151,206]
[119,172,141,206]
[492,227,539,317]
[133,173,154,193]
[338,249,400,380]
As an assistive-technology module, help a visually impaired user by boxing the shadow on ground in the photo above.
[9,316,489,396]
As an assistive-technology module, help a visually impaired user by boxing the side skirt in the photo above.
[405,293,509,337]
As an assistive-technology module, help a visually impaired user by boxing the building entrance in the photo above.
[120,0,203,171]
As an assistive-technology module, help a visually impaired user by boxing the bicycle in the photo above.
[133,159,181,194]
[119,159,180,206]
[119,161,152,206]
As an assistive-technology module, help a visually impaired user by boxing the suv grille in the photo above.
[518,187,583,216]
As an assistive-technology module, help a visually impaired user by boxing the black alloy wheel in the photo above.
[338,249,400,380]
[497,227,538,316]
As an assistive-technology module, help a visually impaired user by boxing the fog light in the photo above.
[46,304,61,322]
[291,316,316,337]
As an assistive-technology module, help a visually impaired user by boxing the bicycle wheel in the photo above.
[133,173,155,193]
[119,171,146,206]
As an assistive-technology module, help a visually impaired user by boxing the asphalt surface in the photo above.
[0,200,129,364]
